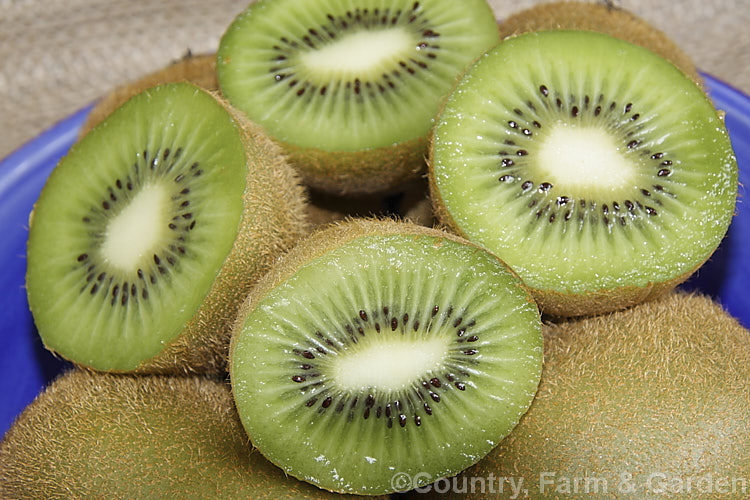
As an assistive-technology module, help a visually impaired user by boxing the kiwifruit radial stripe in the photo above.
[217,0,500,151]
[430,30,737,304]
[230,221,542,495]
[26,83,248,371]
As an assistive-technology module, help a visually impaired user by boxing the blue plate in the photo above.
[1,75,748,437]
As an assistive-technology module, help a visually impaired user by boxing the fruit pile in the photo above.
[2,0,748,498]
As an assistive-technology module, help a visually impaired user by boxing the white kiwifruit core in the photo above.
[536,124,636,193]
[331,336,448,392]
[300,28,413,76]
[101,184,168,272]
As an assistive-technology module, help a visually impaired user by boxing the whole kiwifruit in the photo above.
[79,51,218,138]
[497,1,702,86]
[26,82,308,374]
[429,30,737,317]
[0,369,385,499]
[415,292,750,499]
[229,218,544,495]
[216,0,501,195]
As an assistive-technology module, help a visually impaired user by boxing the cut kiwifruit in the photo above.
[229,218,543,495]
[79,52,218,138]
[497,1,702,85]
[422,292,750,499]
[0,370,384,499]
[429,30,738,317]
[217,0,501,195]
[26,82,308,374]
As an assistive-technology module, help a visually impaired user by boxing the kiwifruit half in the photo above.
[497,1,702,85]
[422,292,750,499]
[429,30,738,317]
[217,0,501,195]
[79,51,218,138]
[229,218,543,495]
[26,82,308,374]
[0,370,382,499]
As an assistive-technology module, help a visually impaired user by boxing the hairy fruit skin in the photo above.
[496,1,703,87]
[142,100,310,375]
[429,292,750,499]
[0,370,385,499]
[282,135,429,196]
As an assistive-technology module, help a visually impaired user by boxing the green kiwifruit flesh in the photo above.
[79,52,218,138]
[0,370,384,499]
[497,1,702,86]
[26,82,308,374]
[427,292,750,499]
[229,218,543,495]
[217,0,501,195]
[429,30,738,317]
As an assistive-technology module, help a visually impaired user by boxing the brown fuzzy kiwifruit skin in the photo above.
[527,268,696,319]
[79,52,218,138]
[285,135,429,196]
[0,370,383,499]
[416,292,750,499]
[497,1,702,86]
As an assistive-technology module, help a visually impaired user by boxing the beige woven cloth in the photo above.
[1,0,748,161]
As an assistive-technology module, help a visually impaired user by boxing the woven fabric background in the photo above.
[1,0,748,161]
